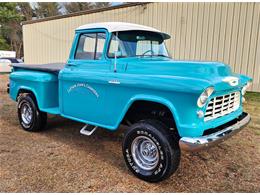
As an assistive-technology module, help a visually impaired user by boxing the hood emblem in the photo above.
[222,76,239,86]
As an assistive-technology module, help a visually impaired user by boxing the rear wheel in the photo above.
[122,120,180,182]
[17,94,47,131]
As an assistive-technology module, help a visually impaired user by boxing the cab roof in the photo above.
[76,22,171,39]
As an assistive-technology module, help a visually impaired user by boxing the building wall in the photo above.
[23,2,260,92]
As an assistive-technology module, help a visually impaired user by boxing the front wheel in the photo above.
[122,120,180,182]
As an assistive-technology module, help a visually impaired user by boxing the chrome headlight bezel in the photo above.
[197,87,214,108]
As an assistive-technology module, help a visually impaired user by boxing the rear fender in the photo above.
[16,86,39,102]
[9,71,58,110]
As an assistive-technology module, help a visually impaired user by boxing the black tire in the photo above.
[122,120,180,182]
[17,94,47,131]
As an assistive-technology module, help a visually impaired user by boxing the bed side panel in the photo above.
[9,70,59,110]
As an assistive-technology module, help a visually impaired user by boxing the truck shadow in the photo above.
[41,115,128,173]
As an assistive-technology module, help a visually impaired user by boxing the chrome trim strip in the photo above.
[108,80,120,84]
[179,113,251,152]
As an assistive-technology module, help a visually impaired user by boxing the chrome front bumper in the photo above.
[179,112,251,152]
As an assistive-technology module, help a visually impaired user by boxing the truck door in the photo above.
[59,30,110,126]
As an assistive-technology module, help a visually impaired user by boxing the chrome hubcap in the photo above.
[21,103,33,125]
[131,136,159,171]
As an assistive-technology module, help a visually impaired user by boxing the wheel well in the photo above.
[123,100,178,133]
[17,89,37,102]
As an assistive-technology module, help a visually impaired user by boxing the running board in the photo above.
[80,124,98,136]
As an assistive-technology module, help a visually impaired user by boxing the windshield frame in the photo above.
[106,31,171,59]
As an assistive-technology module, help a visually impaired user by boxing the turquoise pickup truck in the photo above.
[8,22,252,182]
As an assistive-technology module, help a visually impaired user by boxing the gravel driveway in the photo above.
[0,74,259,192]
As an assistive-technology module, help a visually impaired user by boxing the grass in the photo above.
[245,92,260,102]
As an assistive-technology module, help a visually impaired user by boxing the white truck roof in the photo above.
[76,22,170,39]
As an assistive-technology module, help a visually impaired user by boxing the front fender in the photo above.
[115,94,181,131]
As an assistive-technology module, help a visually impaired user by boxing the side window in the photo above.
[75,32,106,60]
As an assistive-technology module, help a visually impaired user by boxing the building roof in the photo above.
[76,22,171,39]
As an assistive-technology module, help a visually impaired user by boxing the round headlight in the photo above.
[197,87,214,108]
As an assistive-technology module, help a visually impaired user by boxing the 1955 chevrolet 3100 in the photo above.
[8,22,252,182]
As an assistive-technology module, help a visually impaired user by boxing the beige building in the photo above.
[23,2,260,92]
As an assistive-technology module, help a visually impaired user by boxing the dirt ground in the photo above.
[0,73,259,192]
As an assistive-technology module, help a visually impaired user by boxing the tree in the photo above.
[93,2,112,9]
[16,2,34,20]
[34,2,61,18]
[0,2,65,58]
[0,35,10,50]
[0,3,23,57]
[62,2,112,14]
[0,3,21,23]
[62,2,94,14]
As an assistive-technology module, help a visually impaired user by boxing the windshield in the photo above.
[108,31,170,58]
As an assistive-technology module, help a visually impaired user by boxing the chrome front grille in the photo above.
[204,92,240,121]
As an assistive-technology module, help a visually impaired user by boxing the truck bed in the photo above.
[12,63,65,73]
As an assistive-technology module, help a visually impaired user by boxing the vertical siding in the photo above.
[23,2,260,92]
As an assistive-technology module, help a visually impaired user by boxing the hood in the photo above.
[117,57,251,91]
